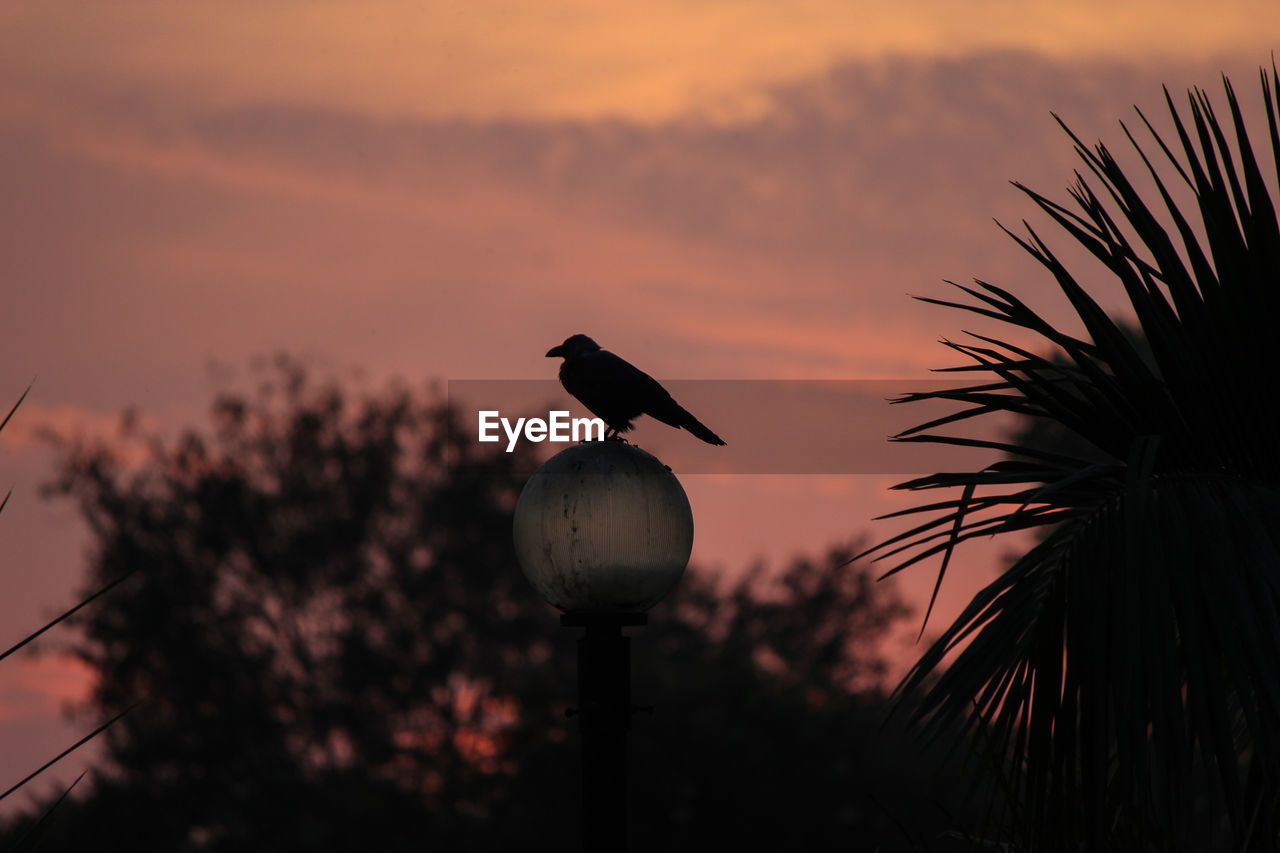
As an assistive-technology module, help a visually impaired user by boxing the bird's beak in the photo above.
[545,345,565,358]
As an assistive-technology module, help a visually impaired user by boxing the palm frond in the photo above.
[0,703,138,803]
[864,66,1280,850]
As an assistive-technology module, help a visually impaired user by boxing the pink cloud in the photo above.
[0,655,92,722]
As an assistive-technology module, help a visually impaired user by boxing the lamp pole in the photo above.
[563,613,645,853]
[513,441,693,853]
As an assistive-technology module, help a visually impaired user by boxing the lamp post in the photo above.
[513,440,693,853]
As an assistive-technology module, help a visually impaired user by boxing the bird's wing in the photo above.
[611,358,725,444]
[564,350,724,444]
[558,350,650,425]
[591,351,690,427]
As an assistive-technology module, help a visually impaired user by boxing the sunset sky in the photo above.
[1,1,1277,809]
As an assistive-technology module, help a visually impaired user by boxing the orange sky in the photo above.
[3,1,1275,123]
[1,0,1276,812]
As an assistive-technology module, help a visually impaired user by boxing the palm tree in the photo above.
[864,68,1280,850]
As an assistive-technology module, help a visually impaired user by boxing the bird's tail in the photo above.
[682,415,726,446]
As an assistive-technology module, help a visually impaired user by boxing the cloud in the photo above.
[0,401,156,453]
[0,656,92,722]
[1,50,1269,394]
[3,3,1277,123]
[154,53,1243,257]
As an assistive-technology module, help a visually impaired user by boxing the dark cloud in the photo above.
[174,52,1262,260]
[3,49,1270,407]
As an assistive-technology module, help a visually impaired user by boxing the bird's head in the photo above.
[546,334,601,360]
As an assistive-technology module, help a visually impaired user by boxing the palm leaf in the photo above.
[0,703,138,804]
[0,385,140,815]
[863,66,1280,850]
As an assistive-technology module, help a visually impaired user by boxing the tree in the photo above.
[864,70,1280,849]
[6,356,949,851]
[30,357,549,850]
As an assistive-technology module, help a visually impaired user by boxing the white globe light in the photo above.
[513,442,693,614]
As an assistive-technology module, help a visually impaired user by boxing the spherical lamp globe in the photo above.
[513,441,693,615]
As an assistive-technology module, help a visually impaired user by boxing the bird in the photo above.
[545,334,726,446]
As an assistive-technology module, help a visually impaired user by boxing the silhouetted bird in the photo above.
[546,334,726,445]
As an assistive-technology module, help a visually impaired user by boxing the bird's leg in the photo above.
[603,427,629,444]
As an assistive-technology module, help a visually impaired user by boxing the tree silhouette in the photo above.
[864,70,1280,849]
[4,356,957,851]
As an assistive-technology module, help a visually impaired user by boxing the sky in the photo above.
[1,0,1277,811]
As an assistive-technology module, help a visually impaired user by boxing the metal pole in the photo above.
[563,613,645,853]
